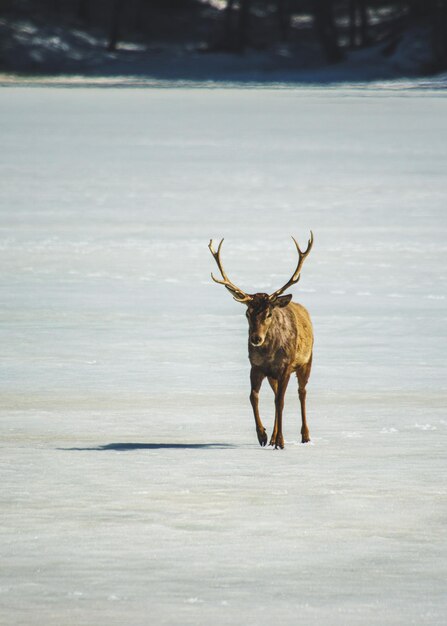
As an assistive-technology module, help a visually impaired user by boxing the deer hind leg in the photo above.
[250,368,267,447]
[296,353,313,443]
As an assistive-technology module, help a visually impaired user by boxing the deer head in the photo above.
[208,233,314,346]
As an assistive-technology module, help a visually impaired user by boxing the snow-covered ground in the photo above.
[0,86,446,625]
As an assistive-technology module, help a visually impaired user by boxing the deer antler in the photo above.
[269,231,314,301]
[208,239,253,303]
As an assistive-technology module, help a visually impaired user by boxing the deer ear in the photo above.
[273,294,292,308]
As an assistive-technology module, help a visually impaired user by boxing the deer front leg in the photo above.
[271,374,290,450]
[267,377,278,446]
[249,368,267,447]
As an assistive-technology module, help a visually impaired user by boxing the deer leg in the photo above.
[250,368,267,447]
[297,353,312,443]
[272,374,290,450]
[267,377,278,446]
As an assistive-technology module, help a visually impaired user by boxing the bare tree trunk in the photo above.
[132,0,146,33]
[314,0,343,62]
[349,0,357,47]
[277,0,290,42]
[432,0,447,69]
[358,0,369,47]
[237,0,251,52]
[108,0,125,52]
[224,0,236,48]
[77,0,90,23]
[348,1,369,48]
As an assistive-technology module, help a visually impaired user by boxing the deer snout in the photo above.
[250,333,264,347]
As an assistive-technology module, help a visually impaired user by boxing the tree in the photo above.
[77,0,90,24]
[108,0,126,52]
[314,0,343,62]
[348,0,369,48]
[237,0,252,51]
[431,0,447,69]
[277,0,291,42]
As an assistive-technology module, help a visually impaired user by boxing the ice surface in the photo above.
[0,86,446,625]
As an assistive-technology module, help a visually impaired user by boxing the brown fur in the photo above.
[208,234,314,449]
[247,296,313,448]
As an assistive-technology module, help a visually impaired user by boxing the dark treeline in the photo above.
[2,0,447,71]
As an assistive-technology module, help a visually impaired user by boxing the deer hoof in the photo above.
[257,429,267,447]
[301,431,310,444]
[273,434,284,449]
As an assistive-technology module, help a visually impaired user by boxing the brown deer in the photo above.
[208,233,314,449]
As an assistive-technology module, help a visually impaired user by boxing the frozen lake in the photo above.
[0,86,446,625]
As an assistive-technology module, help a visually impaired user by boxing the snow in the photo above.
[0,86,446,625]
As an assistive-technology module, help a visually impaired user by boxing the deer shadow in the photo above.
[61,442,237,451]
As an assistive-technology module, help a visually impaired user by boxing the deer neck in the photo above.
[248,306,295,371]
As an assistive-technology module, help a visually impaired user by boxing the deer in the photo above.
[208,233,314,449]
